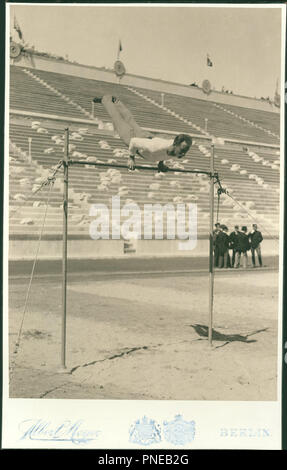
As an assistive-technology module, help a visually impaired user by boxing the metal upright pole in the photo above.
[61,128,69,370]
[92,101,95,118]
[208,143,215,346]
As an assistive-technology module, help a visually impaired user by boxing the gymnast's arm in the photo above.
[128,138,150,170]
[127,139,137,170]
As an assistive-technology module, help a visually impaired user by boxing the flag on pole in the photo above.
[207,54,213,67]
[14,15,23,40]
[117,40,123,59]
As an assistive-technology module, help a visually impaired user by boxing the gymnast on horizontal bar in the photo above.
[93,95,193,172]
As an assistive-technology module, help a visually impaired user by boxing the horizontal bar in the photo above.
[68,159,211,175]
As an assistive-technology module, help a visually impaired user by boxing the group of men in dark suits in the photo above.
[213,223,263,269]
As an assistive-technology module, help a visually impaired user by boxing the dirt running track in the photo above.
[8,270,279,401]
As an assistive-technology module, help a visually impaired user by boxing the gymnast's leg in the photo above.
[94,95,152,146]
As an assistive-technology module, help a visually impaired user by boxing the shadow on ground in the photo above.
[190,324,268,345]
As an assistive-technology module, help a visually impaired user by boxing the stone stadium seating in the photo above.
[130,86,279,145]
[10,66,86,120]
[9,63,280,253]
[10,66,197,135]
[9,117,280,238]
[219,102,280,138]
[10,66,279,146]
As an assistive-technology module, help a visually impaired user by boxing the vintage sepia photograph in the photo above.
[3,2,285,449]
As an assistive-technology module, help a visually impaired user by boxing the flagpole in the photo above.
[116,40,122,84]
[208,144,215,346]
[117,39,122,61]
[60,128,69,372]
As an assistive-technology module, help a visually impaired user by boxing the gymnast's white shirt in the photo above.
[129,137,174,162]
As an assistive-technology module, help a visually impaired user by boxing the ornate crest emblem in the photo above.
[114,60,126,78]
[163,415,195,445]
[10,41,22,59]
[129,416,161,446]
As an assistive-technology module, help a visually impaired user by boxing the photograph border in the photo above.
[1,0,286,451]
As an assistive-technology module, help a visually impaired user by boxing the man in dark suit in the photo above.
[248,224,263,267]
[229,225,240,268]
[215,225,230,268]
[235,226,250,268]
[213,223,221,267]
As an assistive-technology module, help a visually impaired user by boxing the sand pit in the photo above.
[8,270,279,401]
